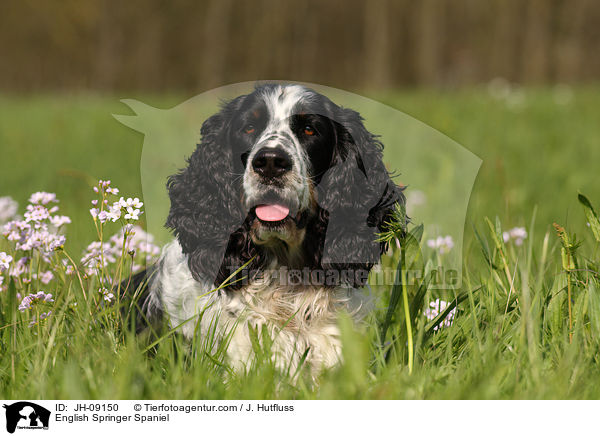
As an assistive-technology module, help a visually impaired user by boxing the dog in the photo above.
[125,83,405,376]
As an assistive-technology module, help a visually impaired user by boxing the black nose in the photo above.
[251,148,292,178]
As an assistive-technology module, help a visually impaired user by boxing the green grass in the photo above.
[1,86,600,399]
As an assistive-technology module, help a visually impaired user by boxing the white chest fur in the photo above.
[151,241,369,374]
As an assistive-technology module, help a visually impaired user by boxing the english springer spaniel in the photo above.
[126,83,405,375]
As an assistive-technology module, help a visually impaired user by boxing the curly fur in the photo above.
[129,83,405,374]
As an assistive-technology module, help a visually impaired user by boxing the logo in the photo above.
[2,402,50,434]
[114,81,481,290]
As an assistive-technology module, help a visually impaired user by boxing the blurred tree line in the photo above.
[0,0,598,93]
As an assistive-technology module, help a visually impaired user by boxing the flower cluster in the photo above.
[89,180,144,224]
[113,225,160,262]
[503,227,528,246]
[18,291,54,311]
[17,291,54,327]
[61,259,75,275]
[423,299,456,331]
[29,192,57,205]
[2,192,70,261]
[99,287,115,302]
[30,311,52,327]
[81,224,160,276]
[1,183,159,327]
[427,235,455,255]
[18,291,54,327]
[80,241,116,275]
[34,271,54,284]
[487,77,526,110]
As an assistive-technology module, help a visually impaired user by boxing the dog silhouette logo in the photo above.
[3,402,50,433]
[114,81,481,290]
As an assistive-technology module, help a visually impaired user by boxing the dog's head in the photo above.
[166,83,405,288]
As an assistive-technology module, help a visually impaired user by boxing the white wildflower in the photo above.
[24,204,50,223]
[49,215,71,227]
[0,252,12,272]
[423,299,456,331]
[427,235,454,255]
[503,227,528,246]
[105,203,122,222]
[124,207,142,221]
[37,271,54,285]
[28,192,57,205]
[99,288,115,302]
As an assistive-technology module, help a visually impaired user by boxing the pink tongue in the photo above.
[255,204,290,222]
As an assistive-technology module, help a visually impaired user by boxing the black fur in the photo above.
[164,84,405,289]
[313,108,405,287]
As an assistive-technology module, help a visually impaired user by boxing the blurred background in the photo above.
[1,0,599,92]
[0,0,599,255]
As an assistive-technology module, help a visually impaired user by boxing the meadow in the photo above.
[1,85,600,399]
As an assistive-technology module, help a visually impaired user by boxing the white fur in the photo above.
[243,85,312,213]
[151,240,370,376]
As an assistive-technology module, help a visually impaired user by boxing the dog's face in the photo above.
[229,85,337,249]
[166,83,405,288]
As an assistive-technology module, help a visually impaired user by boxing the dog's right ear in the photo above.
[165,112,245,285]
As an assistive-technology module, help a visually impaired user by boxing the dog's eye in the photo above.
[244,124,255,134]
[304,126,315,136]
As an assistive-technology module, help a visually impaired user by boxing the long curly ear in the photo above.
[316,108,406,287]
[165,112,246,285]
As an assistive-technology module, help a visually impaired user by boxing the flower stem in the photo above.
[566,260,573,344]
[402,260,413,374]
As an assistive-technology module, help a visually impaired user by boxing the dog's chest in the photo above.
[155,242,366,372]
[219,281,346,372]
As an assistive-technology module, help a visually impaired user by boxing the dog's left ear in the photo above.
[316,108,406,287]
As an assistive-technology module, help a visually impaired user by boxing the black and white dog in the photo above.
[127,83,405,374]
